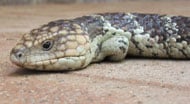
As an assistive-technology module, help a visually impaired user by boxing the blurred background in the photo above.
[0,0,184,5]
[0,0,189,33]
[1,0,133,5]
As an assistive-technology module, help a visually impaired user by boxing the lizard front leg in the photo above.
[101,35,129,61]
[92,34,129,62]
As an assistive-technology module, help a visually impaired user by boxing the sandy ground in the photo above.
[0,1,190,104]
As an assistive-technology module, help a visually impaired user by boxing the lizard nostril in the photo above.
[17,52,23,58]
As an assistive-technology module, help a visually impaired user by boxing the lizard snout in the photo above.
[10,45,27,66]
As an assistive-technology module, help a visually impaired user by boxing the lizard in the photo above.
[10,13,190,71]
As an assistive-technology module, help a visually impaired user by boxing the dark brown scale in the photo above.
[29,12,190,45]
[73,15,105,39]
[98,13,190,58]
[171,16,190,44]
[99,13,190,44]
[99,13,139,33]
[132,13,177,38]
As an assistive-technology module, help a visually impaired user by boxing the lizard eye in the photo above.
[42,40,54,51]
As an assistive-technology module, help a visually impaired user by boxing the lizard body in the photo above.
[10,13,190,70]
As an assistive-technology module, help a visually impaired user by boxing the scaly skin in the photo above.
[10,13,190,70]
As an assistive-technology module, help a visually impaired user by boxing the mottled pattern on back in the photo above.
[99,13,190,58]
[100,13,190,42]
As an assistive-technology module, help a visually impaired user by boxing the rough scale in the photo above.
[10,13,190,70]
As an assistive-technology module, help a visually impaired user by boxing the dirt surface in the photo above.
[0,1,190,104]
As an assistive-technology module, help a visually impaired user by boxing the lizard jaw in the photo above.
[23,55,88,71]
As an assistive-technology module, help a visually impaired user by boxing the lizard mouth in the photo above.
[26,55,85,66]
[22,55,87,70]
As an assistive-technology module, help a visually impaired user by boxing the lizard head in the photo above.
[10,20,91,70]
